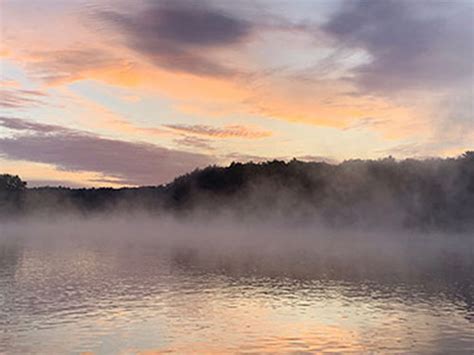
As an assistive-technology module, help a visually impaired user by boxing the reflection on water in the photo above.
[0,234,473,354]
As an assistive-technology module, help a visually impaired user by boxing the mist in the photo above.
[2,156,474,353]
[2,212,473,281]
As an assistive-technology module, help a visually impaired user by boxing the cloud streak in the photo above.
[27,48,130,85]
[0,117,213,186]
[0,117,67,133]
[174,135,215,151]
[0,89,47,108]
[164,124,272,139]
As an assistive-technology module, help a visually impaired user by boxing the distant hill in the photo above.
[1,152,473,231]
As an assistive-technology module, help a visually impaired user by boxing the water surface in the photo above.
[1,224,473,353]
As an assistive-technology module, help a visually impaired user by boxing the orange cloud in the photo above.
[164,124,272,139]
[0,79,20,88]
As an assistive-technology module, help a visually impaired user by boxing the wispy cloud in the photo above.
[173,135,215,151]
[342,117,389,131]
[25,48,130,85]
[0,89,47,108]
[0,116,66,133]
[164,124,272,139]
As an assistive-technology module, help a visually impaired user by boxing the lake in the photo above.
[1,219,473,353]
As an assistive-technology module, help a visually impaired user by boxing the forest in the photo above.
[1,152,473,231]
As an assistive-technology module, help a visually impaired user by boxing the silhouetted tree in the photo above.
[0,174,27,214]
[0,174,26,191]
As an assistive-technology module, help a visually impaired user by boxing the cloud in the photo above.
[0,117,214,186]
[164,124,272,139]
[319,0,473,154]
[100,1,252,76]
[0,80,20,88]
[174,136,215,151]
[0,116,67,133]
[323,0,474,94]
[342,117,389,131]
[0,89,47,108]
[26,48,130,85]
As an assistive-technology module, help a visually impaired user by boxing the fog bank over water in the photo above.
[2,214,473,278]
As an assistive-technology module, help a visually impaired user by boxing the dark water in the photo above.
[0,224,473,354]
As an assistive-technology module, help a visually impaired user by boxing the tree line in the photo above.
[1,152,473,231]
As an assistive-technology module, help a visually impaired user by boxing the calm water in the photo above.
[1,226,473,354]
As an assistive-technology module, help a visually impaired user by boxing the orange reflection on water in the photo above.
[135,324,364,354]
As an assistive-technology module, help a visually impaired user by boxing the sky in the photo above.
[0,0,473,187]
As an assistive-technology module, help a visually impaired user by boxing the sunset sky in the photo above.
[1,0,473,187]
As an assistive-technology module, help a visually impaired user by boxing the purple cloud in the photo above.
[0,117,214,186]
[323,0,474,93]
[100,1,252,77]
[0,117,67,133]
